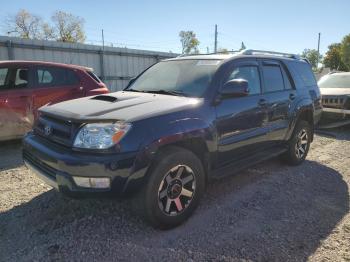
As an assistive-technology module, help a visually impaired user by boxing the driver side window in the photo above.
[227,66,261,95]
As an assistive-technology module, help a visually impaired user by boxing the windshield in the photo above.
[126,59,220,97]
[318,74,350,88]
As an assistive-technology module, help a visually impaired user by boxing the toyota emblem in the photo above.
[44,125,53,136]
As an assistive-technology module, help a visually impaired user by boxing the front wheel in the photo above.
[132,146,205,229]
[281,120,312,165]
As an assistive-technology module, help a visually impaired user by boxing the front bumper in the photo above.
[322,107,350,116]
[23,133,144,196]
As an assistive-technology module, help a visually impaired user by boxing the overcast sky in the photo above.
[1,0,349,55]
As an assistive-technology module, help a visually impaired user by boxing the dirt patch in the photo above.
[0,128,349,261]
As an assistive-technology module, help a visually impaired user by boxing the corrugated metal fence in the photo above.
[0,36,177,91]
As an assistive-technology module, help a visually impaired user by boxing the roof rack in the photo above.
[175,49,308,62]
[177,50,240,58]
[239,49,300,59]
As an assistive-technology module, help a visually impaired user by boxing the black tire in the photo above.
[132,146,205,229]
[281,120,312,165]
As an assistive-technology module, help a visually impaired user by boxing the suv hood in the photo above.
[320,87,350,96]
[40,91,202,122]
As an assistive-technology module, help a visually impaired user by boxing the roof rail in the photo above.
[177,50,241,58]
[240,49,300,59]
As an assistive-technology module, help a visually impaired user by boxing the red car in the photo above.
[0,61,109,141]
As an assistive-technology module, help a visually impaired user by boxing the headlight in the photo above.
[73,122,131,149]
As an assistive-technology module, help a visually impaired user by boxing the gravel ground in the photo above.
[0,128,349,262]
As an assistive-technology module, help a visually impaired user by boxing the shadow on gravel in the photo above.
[0,139,23,170]
[0,160,348,261]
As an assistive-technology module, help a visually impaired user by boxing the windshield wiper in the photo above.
[125,89,187,97]
[124,88,143,92]
[144,90,187,97]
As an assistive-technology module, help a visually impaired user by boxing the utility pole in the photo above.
[102,29,105,50]
[214,24,218,53]
[207,47,209,54]
[316,32,321,69]
[100,29,105,81]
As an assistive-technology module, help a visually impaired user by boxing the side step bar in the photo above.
[210,146,287,179]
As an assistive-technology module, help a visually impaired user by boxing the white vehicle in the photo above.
[319,72,350,127]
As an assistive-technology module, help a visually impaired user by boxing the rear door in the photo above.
[215,59,269,166]
[259,59,296,144]
[31,66,83,118]
[0,66,34,140]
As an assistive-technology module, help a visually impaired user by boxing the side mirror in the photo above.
[220,79,249,97]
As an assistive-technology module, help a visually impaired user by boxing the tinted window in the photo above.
[0,68,8,89]
[87,71,101,83]
[228,66,261,95]
[14,68,29,88]
[0,68,29,89]
[35,67,79,87]
[281,66,293,90]
[293,62,317,87]
[262,65,284,92]
[38,69,53,84]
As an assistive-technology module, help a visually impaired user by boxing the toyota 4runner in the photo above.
[23,49,322,228]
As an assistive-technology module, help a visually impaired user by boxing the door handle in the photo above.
[258,99,267,106]
[289,93,296,100]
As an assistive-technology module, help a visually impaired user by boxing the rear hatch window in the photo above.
[87,71,102,83]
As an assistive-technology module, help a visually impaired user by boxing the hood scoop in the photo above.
[91,95,118,102]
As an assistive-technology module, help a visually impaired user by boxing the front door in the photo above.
[0,66,33,140]
[215,60,269,166]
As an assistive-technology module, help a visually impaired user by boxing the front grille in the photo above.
[322,95,349,109]
[23,150,57,180]
[34,114,79,146]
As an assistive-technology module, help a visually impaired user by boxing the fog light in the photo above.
[73,177,111,189]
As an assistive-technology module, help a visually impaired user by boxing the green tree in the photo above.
[239,42,246,51]
[52,11,85,43]
[179,31,200,54]
[301,49,322,70]
[323,43,348,71]
[217,48,229,54]
[340,34,350,70]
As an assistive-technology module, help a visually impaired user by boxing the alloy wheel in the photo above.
[158,165,196,216]
[295,128,308,159]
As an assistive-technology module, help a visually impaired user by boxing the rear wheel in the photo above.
[132,146,205,229]
[281,120,312,165]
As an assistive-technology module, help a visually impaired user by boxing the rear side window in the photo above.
[35,67,80,87]
[0,68,29,89]
[37,69,53,84]
[293,62,317,87]
[262,65,284,92]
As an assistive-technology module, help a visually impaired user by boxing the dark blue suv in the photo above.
[23,50,322,228]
